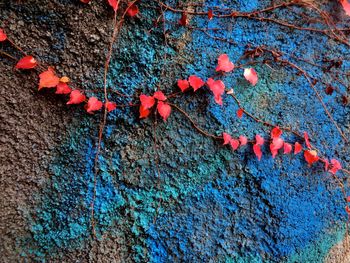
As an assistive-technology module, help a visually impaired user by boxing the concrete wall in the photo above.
[1,0,349,262]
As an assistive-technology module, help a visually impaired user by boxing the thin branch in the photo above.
[168,103,222,140]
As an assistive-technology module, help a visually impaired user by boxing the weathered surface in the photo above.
[1,0,350,262]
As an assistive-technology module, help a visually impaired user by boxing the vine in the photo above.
[1,0,350,251]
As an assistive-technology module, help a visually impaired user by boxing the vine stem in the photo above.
[168,103,222,140]
[2,0,349,243]
[156,0,350,47]
[6,37,27,55]
[235,45,348,144]
[90,1,121,237]
[0,50,16,60]
[227,89,303,139]
[170,99,350,182]
[277,57,348,143]
[170,97,349,241]
[152,113,163,224]
[90,0,141,237]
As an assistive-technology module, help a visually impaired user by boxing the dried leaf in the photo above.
[179,13,188,26]
[208,9,213,20]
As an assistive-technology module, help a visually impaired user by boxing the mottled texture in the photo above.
[1,0,350,262]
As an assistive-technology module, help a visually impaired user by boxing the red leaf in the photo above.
[237,108,244,119]
[346,206,350,214]
[139,105,150,119]
[294,142,302,154]
[273,138,284,150]
[140,94,155,109]
[105,101,117,112]
[208,9,213,20]
[239,135,248,146]
[56,82,72,94]
[253,144,262,161]
[15,55,37,69]
[157,101,171,121]
[67,90,86,105]
[216,54,234,73]
[39,68,60,90]
[283,142,292,154]
[179,13,188,26]
[343,95,349,106]
[304,132,311,149]
[0,28,7,42]
[230,139,240,151]
[270,144,278,158]
[255,134,264,146]
[207,78,225,105]
[107,0,119,11]
[189,75,205,91]
[270,137,284,156]
[177,79,190,92]
[153,91,167,101]
[86,97,103,114]
[304,150,319,165]
[271,126,282,139]
[341,0,350,16]
[80,0,90,3]
[244,68,258,86]
[329,159,342,175]
[223,132,232,145]
[325,85,334,95]
[127,3,139,17]
[270,137,284,158]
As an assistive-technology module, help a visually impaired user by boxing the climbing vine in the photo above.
[1,0,350,246]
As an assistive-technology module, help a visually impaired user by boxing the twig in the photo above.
[168,103,222,140]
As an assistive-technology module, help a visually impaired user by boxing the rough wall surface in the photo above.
[1,0,350,262]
